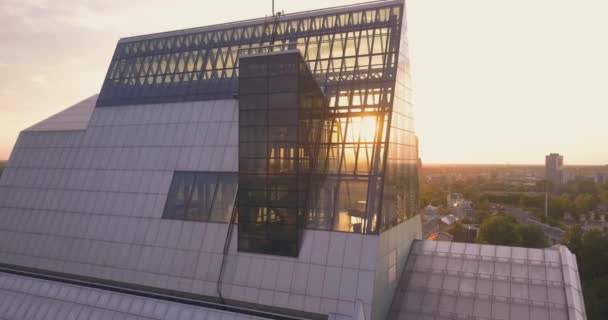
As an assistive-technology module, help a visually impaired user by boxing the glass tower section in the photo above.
[100,0,418,235]
[238,50,326,256]
[380,7,419,230]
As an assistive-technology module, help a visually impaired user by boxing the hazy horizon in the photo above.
[1,0,607,164]
[1,159,606,166]
[423,162,607,167]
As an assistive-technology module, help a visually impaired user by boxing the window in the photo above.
[162,172,237,223]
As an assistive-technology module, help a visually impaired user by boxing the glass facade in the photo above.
[162,172,237,222]
[97,2,403,107]
[238,51,326,257]
[380,10,419,230]
[113,0,417,236]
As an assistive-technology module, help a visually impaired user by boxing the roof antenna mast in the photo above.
[272,0,275,16]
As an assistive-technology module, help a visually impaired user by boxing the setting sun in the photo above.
[348,116,378,142]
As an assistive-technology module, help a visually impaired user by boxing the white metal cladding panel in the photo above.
[0,272,270,320]
[25,95,97,132]
[0,223,377,318]
[0,100,237,305]
[0,97,380,319]
[218,229,379,319]
[388,240,586,320]
[0,99,239,220]
[371,216,422,320]
[0,221,378,319]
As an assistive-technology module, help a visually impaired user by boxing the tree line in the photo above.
[422,175,608,226]
[562,226,608,320]
[448,215,548,248]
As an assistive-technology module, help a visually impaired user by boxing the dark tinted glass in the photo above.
[238,52,318,257]
[162,172,237,223]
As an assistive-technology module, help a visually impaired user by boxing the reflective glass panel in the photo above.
[162,172,237,223]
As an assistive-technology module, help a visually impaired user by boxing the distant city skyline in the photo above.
[1,0,607,164]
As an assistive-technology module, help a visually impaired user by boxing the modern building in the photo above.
[545,153,564,186]
[0,1,586,319]
[390,241,586,320]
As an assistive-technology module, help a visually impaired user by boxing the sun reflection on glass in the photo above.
[348,116,377,142]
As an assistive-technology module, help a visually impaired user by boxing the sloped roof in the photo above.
[25,95,97,132]
[0,271,276,320]
[440,214,459,226]
[389,240,586,320]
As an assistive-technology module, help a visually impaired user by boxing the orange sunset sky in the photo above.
[1,0,607,164]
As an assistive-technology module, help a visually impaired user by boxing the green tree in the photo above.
[419,180,447,208]
[438,207,452,216]
[477,215,521,246]
[571,178,599,195]
[561,226,608,320]
[527,207,545,222]
[585,275,608,320]
[516,224,547,248]
[579,230,608,280]
[519,194,544,208]
[473,210,490,224]
[475,199,491,211]
[463,184,481,202]
[447,222,466,242]
[574,193,594,215]
[562,224,584,254]
[550,196,573,220]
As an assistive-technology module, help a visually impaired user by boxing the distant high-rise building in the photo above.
[545,153,564,186]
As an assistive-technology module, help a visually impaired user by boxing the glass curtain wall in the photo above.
[238,51,326,256]
[379,7,419,231]
[102,2,416,234]
[97,4,403,107]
